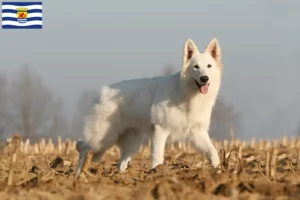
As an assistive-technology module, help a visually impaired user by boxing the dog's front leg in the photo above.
[191,127,220,168]
[150,124,170,169]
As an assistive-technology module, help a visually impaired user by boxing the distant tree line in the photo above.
[0,65,69,141]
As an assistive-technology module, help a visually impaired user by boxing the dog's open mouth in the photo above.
[194,80,209,94]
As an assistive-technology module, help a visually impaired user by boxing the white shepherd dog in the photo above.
[75,38,223,177]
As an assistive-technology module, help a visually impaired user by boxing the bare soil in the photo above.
[1,139,300,200]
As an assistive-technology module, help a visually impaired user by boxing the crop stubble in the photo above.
[1,134,300,200]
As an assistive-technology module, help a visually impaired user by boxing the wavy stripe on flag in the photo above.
[2,13,42,18]
[2,2,42,5]
[2,2,42,6]
[2,24,42,29]
[2,17,42,22]
[2,9,42,14]
[2,5,42,10]
[2,20,42,26]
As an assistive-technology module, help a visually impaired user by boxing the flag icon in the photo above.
[2,2,42,29]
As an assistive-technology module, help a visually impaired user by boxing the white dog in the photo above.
[75,38,222,177]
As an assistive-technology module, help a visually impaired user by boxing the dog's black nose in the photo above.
[200,75,209,83]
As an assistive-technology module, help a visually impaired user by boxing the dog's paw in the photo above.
[118,161,129,172]
[210,154,220,168]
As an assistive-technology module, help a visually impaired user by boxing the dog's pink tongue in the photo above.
[200,84,209,94]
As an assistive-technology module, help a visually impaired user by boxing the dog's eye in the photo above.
[193,65,199,69]
[207,64,212,68]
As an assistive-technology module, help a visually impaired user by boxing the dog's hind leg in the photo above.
[90,132,120,162]
[116,128,144,172]
[75,130,119,178]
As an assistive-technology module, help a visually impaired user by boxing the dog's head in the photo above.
[181,38,222,95]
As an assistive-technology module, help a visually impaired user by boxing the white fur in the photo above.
[75,38,222,176]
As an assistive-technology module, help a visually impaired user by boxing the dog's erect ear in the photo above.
[182,39,199,67]
[205,38,221,65]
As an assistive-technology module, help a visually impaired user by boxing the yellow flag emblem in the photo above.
[17,11,27,19]
[16,7,28,20]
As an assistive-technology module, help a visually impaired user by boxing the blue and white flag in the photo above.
[2,2,42,29]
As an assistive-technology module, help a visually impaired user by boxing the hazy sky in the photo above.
[1,0,300,139]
